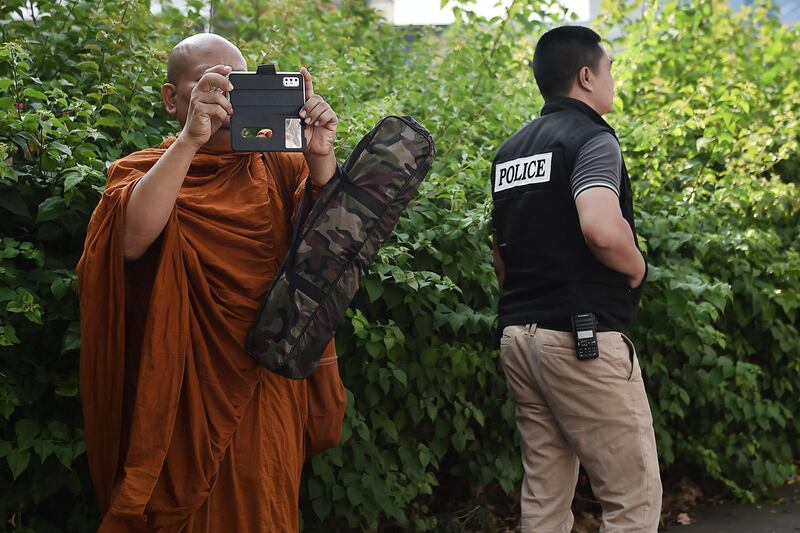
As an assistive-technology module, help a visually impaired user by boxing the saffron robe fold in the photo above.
[77,137,346,532]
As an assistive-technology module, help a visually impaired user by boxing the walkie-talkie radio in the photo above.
[571,312,599,360]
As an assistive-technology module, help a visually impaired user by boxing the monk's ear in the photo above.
[161,83,178,116]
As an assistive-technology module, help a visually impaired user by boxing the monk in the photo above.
[77,33,346,532]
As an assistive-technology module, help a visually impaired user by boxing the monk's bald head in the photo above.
[167,33,247,85]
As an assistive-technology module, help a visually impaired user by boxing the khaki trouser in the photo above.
[500,324,662,533]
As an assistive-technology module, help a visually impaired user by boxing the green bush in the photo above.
[602,0,800,498]
[0,0,169,530]
[0,0,797,531]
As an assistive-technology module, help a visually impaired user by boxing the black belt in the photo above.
[537,317,611,333]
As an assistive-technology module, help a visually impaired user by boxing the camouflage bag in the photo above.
[247,115,436,378]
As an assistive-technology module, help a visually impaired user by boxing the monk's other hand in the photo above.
[299,67,338,158]
[181,64,235,150]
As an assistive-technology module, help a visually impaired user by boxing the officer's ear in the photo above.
[577,66,593,93]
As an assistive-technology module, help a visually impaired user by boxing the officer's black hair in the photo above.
[532,25,605,101]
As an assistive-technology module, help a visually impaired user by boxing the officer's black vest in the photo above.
[491,97,645,333]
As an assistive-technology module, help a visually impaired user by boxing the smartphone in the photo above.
[229,64,306,152]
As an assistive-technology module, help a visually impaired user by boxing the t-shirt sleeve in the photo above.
[570,132,622,200]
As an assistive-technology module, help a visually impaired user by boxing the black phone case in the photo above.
[229,64,306,152]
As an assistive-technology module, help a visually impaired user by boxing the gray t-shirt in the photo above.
[570,132,622,200]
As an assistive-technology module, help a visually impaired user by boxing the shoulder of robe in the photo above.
[105,148,168,189]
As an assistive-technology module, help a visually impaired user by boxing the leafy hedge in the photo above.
[0,0,797,531]
[603,0,800,498]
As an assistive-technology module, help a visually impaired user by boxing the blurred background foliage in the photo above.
[0,0,797,530]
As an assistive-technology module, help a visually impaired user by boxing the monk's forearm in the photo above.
[124,138,198,261]
[305,152,336,187]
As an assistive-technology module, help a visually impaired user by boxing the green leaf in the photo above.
[51,278,68,300]
[22,87,47,101]
[390,367,407,387]
[49,141,72,156]
[363,277,384,303]
[346,485,363,506]
[7,449,30,479]
[355,421,369,442]
[452,431,466,452]
[101,103,121,114]
[63,171,83,192]
[47,421,70,440]
[16,419,41,450]
[61,321,81,353]
[96,115,122,128]
[419,446,431,467]
[472,408,485,427]
[36,196,64,223]
[0,324,20,347]
[312,496,331,520]
[55,375,79,397]
[420,348,438,367]
[382,419,398,442]
[6,290,43,324]
[307,478,324,499]
[33,439,56,462]
[53,442,74,468]
[76,60,99,72]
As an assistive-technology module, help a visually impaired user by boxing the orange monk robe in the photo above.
[77,137,346,532]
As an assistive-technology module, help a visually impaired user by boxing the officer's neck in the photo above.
[561,90,606,117]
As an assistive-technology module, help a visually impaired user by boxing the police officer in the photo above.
[491,26,662,532]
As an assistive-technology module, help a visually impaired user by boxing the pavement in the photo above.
[660,483,800,533]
